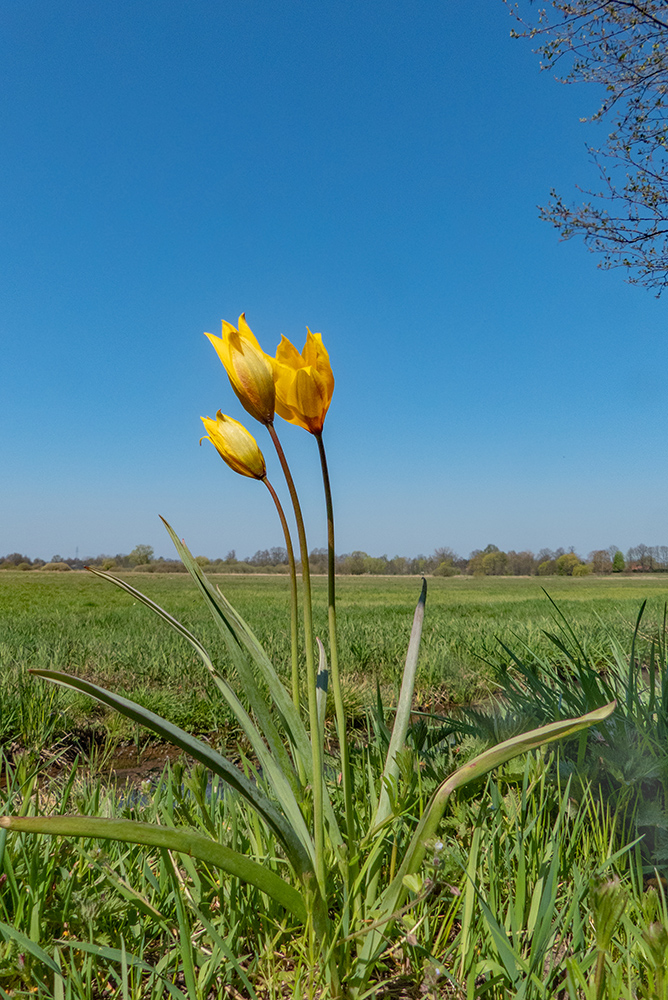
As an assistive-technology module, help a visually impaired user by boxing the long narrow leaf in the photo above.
[160,521,299,752]
[383,701,616,918]
[0,815,307,921]
[371,578,427,831]
[55,939,187,1000]
[0,920,61,974]
[87,565,300,795]
[162,520,343,850]
[87,569,314,863]
[351,701,616,992]
[29,669,313,881]
[190,902,260,999]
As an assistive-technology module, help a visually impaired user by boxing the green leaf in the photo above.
[87,564,300,794]
[160,520,343,851]
[360,701,617,985]
[29,669,314,883]
[160,521,303,758]
[54,939,191,999]
[0,919,61,974]
[371,578,426,832]
[0,815,307,922]
[86,567,315,866]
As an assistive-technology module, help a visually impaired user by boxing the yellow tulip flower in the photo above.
[271,329,334,434]
[205,314,275,425]
[200,411,266,480]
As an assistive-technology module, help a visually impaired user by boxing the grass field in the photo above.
[2,568,668,750]
[2,569,668,996]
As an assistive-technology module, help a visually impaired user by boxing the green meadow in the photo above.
[3,569,668,996]
[2,568,667,749]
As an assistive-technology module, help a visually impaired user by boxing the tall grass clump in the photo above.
[0,313,614,996]
[484,591,668,882]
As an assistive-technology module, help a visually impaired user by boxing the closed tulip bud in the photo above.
[200,412,266,480]
[205,314,275,424]
[270,329,334,435]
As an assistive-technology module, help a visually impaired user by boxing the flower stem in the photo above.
[315,432,355,858]
[267,422,325,894]
[263,476,300,716]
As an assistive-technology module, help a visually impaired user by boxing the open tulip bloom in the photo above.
[0,313,616,998]
[271,329,335,435]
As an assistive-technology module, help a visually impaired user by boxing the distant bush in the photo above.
[101,559,117,570]
[613,550,625,573]
[132,561,186,573]
[482,550,508,575]
[555,553,582,576]
[338,552,368,575]
[40,562,71,572]
[128,544,154,566]
[0,553,32,569]
[589,549,613,574]
[572,563,593,576]
[432,561,459,577]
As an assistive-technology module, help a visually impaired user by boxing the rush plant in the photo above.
[0,314,615,997]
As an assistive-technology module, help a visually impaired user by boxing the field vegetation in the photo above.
[1,564,668,996]
[3,570,668,751]
[4,541,668,577]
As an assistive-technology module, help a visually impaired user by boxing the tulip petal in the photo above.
[275,335,304,369]
[237,312,264,353]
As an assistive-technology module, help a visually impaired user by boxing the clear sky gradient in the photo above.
[2,0,665,562]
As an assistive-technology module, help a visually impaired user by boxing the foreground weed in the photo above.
[487,593,668,880]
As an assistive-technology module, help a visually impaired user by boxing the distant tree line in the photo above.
[4,541,668,576]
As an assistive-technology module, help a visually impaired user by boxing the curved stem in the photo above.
[315,432,355,860]
[263,476,300,716]
[267,421,325,895]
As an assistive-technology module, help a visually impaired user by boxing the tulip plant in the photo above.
[0,314,615,997]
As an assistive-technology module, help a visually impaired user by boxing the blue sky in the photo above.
[2,0,665,561]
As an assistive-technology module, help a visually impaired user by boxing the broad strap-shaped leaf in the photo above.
[161,520,343,851]
[86,564,299,795]
[371,578,426,832]
[85,567,314,862]
[29,669,314,883]
[382,701,616,916]
[0,815,306,922]
[352,701,616,992]
[362,580,426,915]
[161,523,311,761]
